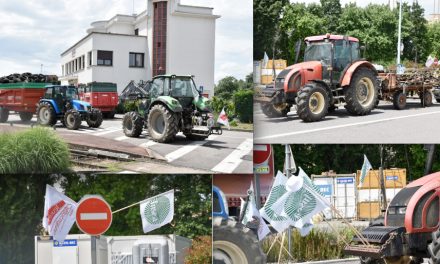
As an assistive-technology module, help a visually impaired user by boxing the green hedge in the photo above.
[0,128,70,174]
[233,89,253,123]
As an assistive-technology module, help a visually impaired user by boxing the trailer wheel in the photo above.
[37,102,57,126]
[123,111,143,137]
[428,227,440,264]
[421,91,433,107]
[393,91,406,110]
[86,109,103,128]
[260,103,290,118]
[147,104,179,143]
[64,110,81,130]
[0,107,9,123]
[297,83,329,122]
[213,218,266,264]
[344,67,378,115]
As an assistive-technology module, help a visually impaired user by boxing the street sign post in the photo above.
[75,195,112,236]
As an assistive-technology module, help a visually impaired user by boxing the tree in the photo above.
[320,0,342,33]
[214,76,239,100]
[427,22,440,57]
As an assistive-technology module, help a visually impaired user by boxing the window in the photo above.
[97,50,113,66]
[88,51,92,66]
[82,55,85,69]
[134,28,139,35]
[129,52,144,68]
[150,78,164,97]
[62,65,64,76]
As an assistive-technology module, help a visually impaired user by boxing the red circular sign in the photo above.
[76,196,112,236]
[254,144,271,165]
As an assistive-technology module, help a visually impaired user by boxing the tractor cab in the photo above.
[43,85,81,113]
[150,75,200,109]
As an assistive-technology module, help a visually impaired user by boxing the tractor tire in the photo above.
[86,109,103,128]
[19,112,33,122]
[0,107,9,123]
[393,91,407,110]
[429,228,440,264]
[64,110,81,130]
[421,91,433,107]
[147,104,179,143]
[36,102,57,126]
[260,103,290,118]
[213,218,266,264]
[123,111,143,137]
[296,83,329,122]
[344,67,378,115]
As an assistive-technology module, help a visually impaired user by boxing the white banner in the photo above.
[241,182,271,241]
[42,185,77,243]
[140,190,174,233]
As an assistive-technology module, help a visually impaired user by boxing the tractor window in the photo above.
[44,87,53,99]
[304,42,332,64]
[66,87,78,100]
[150,78,164,98]
[426,196,439,228]
[333,40,351,71]
[171,78,197,97]
[163,78,170,95]
[351,42,360,60]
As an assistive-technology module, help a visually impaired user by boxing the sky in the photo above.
[0,0,252,83]
[291,0,436,17]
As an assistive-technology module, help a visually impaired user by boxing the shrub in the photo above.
[229,120,238,127]
[233,89,253,123]
[0,127,71,173]
[184,236,212,264]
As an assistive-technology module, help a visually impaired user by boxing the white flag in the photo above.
[272,168,328,236]
[241,182,271,241]
[263,52,269,68]
[260,171,290,233]
[42,185,77,243]
[140,190,174,233]
[358,154,373,188]
[217,107,230,130]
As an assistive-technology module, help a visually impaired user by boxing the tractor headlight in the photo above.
[388,207,396,214]
[397,207,407,214]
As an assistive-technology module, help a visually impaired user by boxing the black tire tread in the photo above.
[36,102,57,126]
[123,111,143,137]
[261,103,289,118]
[344,67,378,115]
[86,108,103,128]
[147,104,179,143]
[63,109,81,130]
[296,83,329,122]
[393,91,406,110]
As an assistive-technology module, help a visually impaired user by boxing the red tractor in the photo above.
[345,172,440,264]
[257,34,379,122]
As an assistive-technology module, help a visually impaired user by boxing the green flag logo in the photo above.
[264,185,288,221]
[144,196,170,225]
[283,188,317,222]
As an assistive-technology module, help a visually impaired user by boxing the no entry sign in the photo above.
[76,195,112,236]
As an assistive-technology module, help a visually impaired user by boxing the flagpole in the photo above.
[284,145,292,262]
[112,200,144,214]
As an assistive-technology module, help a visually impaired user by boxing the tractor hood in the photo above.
[71,99,92,112]
[193,95,212,112]
[276,61,322,93]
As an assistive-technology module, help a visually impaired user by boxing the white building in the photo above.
[60,0,220,97]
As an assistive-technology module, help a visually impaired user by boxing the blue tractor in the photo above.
[213,186,266,264]
[36,85,103,130]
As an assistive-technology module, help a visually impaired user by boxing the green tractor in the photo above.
[122,75,221,143]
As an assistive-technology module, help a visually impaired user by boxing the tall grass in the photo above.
[0,127,71,174]
[263,228,357,263]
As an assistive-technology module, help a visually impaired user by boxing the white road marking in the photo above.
[139,141,157,148]
[94,128,122,136]
[80,213,108,220]
[165,135,218,162]
[211,138,253,173]
[115,135,129,141]
[255,110,440,141]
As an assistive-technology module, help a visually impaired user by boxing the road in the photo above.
[254,98,440,144]
[1,114,253,174]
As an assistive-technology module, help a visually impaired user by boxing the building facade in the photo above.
[60,0,219,97]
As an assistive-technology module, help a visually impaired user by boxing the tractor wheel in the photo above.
[123,111,143,137]
[18,112,33,122]
[147,104,179,143]
[86,109,103,128]
[344,67,378,115]
[421,91,433,107]
[36,102,57,126]
[213,218,266,264]
[64,110,81,130]
[296,83,329,122]
[260,103,290,118]
[428,228,440,264]
[393,91,407,110]
[0,107,9,123]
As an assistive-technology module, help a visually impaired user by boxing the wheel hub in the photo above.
[40,108,49,122]
[309,92,325,114]
[356,77,374,106]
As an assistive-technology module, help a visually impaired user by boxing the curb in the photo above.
[269,258,359,264]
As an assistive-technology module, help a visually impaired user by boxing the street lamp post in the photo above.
[397,0,403,72]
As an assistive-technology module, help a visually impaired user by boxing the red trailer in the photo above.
[78,82,118,118]
[0,82,50,122]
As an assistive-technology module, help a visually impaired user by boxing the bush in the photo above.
[229,120,238,127]
[116,100,139,114]
[184,236,212,264]
[0,128,71,173]
[233,89,253,123]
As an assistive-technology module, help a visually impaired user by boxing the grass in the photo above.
[263,227,357,263]
[0,127,71,174]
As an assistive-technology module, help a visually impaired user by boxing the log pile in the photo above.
[0,73,58,84]
[396,68,440,87]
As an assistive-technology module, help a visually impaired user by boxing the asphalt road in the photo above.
[1,114,253,174]
[254,97,440,144]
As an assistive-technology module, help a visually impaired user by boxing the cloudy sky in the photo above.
[0,0,252,83]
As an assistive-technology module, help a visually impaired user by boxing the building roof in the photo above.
[60,32,147,57]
